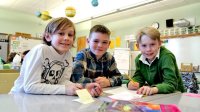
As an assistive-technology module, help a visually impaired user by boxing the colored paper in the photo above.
[109,39,114,49]
[98,100,181,112]
[184,93,200,98]
[116,36,121,47]
[133,42,139,51]
[77,36,86,52]
[76,89,94,104]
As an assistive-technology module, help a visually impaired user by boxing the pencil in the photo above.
[93,86,99,98]
[124,72,135,83]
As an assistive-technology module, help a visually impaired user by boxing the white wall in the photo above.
[165,36,200,69]
[0,8,47,37]
[1,3,200,68]
[75,2,200,68]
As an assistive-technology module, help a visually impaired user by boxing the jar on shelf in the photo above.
[187,26,194,34]
[180,27,188,35]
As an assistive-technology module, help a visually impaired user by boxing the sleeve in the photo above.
[71,52,94,84]
[23,46,66,94]
[132,56,145,87]
[155,54,178,93]
[108,56,122,87]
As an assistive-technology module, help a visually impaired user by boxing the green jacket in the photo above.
[133,46,185,93]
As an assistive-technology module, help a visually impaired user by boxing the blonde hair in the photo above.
[136,27,160,43]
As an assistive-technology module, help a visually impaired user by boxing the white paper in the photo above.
[104,86,136,95]
[108,91,143,101]
[73,98,82,103]
[113,48,130,74]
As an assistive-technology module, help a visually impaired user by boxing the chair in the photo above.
[180,63,199,93]
[181,72,199,93]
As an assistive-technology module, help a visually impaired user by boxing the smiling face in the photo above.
[87,32,110,59]
[46,27,75,54]
[138,35,161,61]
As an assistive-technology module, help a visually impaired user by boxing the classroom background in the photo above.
[0,0,200,93]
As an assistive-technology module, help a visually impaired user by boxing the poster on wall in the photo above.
[77,36,86,52]
[11,40,21,52]
[113,48,130,74]
[10,36,42,53]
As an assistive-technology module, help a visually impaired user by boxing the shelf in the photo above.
[161,33,200,39]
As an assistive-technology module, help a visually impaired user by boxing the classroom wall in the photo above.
[1,3,200,68]
[165,36,200,69]
[75,2,200,69]
[103,2,200,46]
[0,8,47,37]
[75,2,200,48]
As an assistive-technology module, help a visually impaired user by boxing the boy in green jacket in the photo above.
[128,27,185,95]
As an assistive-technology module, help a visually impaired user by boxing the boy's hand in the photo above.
[95,77,110,88]
[85,83,102,97]
[65,83,83,96]
[128,81,139,90]
[137,86,158,96]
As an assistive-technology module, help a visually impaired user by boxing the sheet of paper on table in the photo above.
[75,89,95,104]
[104,86,143,101]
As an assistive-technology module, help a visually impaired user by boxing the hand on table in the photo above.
[95,77,111,88]
[137,86,158,96]
[65,83,83,96]
[85,83,102,97]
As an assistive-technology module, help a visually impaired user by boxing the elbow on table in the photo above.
[24,85,36,94]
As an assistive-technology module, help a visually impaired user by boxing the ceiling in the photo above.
[0,0,199,24]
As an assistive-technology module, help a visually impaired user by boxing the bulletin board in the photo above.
[10,36,42,53]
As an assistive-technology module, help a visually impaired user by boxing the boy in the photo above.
[10,17,102,97]
[128,27,185,95]
[71,25,122,88]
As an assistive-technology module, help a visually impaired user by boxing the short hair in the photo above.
[89,24,111,38]
[136,27,161,43]
[43,17,76,46]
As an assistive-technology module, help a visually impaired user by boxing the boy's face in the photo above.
[137,35,161,61]
[87,32,110,59]
[46,27,75,54]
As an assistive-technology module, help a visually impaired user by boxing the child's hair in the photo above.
[43,17,76,46]
[7,52,17,63]
[22,50,30,56]
[21,50,30,64]
[136,27,160,43]
[89,24,111,38]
